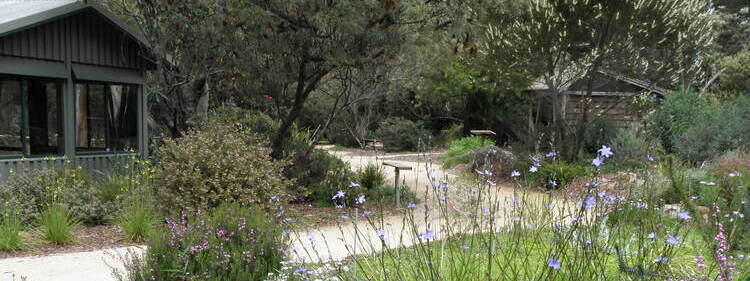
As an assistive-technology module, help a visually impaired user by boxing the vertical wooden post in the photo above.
[63,19,76,163]
[394,169,400,206]
[20,80,30,156]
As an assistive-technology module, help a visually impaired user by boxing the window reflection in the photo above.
[75,83,137,152]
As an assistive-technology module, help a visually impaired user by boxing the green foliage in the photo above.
[118,203,157,243]
[38,205,79,246]
[356,164,386,190]
[674,96,750,163]
[366,186,420,206]
[376,117,430,152]
[0,211,24,252]
[442,136,496,168]
[534,161,590,190]
[435,123,464,147]
[125,204,286,281]
[0,168,120,225]
[152,119,289,215]
[582,119,618,154]
[609,128,657,169]
[650,91,712,153]
[713,51,750,97]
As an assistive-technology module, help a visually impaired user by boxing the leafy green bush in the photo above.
[582,118,618,154]
[609,128,657,169]
[0,210,23,251]
[0,167,120,225]
[674,96,750,163]
[38,204,79,245]
[649,91,711,152]
[712,51,750,97]
[123,204,286,281]
[376,117,430,152]
[435,123,464,147]
[308,157,360,206]
[533,161,589,190]
[442,136,496,168]
[211,107,354,202]
[366,186,419,206]
[356,163,386,190]
[118,203,157,243]
[152,120,289,214]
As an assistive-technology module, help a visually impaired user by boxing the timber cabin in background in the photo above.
[0,0,152,180]
[528,71,669,128]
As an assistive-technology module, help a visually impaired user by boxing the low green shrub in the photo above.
[308,158,360,206]
[356,163,386,190]
[152,119,290,215]
[0,211,24,251]
[211,107,355,202]
[435,123,464,147]
[122,203,286,281]
[442,136,496,168]
[366,186,419,206]
[674,96,750,164]
[533,161,589,190]
[38,205,79,245]
[582,119,618,154]
[376,117,430,152]
[0,167,119,225]
[118,203,157,243]
[609,128,657,169]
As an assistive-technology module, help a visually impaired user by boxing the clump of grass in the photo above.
[356,163,386,190]
[0,211,24,251]
[38,204,79,245]
[441,136,495,168]
[118,203,157,243]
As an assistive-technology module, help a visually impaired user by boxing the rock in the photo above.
[471,145,515,172]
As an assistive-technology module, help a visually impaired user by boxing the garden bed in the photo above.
[0,225,132,259]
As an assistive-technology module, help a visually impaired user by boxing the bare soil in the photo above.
[0,225,135,259]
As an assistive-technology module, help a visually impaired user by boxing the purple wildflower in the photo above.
[592,157,604,167]
[355,194,366,204]
[546,257,561,269]
[598,145,613,158]
[647,232,656,239]
[421,229,435,240]
[332,190,346,200]
[677,210,691,221]
[653,256,668,263]
[375,229,386,240]
[666,235,679,246]
[407,203,417,209]
[511,170,521,178]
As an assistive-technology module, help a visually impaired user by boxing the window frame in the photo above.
[74,80,139,155]
[0,74,64,159]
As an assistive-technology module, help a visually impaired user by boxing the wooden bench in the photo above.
[470,130,496,146]
[382,161,412,205]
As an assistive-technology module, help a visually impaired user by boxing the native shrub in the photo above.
[535,161,589,190]
[38,204,79,245]
[674,96,750,164]
[609,128,658,169]
[0,167,119,225]
[122,203,286,281]
[0,210,23,251]
[152,120,289,214]
[356,163,386,190]
[376,117,430,152]
[442,136,496,168]
[649,91,711,152]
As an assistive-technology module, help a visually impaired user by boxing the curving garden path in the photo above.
[0,147,532,280]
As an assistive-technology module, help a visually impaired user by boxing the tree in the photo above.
[105,0,241,138]
[483,0,716,160]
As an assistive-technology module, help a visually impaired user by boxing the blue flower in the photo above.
[549,179,558,188]
[421,229,435,240]
[598,145,613,158]
[653,256,668,263]
[407,203,417,209]
[677,210,691,221]
[355,194,366,204]
[582,195,596,210]
[348,182,361,188]
[592,157,604,167]
[529,166,539,173]
[666,235,679,246]
[332,190,346,200]
[647,232,656,239]
[546,257,561,269]
[511,170,521,177]
[363,210,375,216]
[546,151,557,158]
[375,229,385,240]
[459,245,470,250]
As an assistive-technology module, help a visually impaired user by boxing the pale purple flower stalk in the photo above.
[713,204,734,281]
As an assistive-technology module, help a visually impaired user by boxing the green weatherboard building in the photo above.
[0,0,152,180]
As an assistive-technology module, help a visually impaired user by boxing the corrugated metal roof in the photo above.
[0,0,149,48]
[0,0,77,26]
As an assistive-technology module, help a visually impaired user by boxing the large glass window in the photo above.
[75,83,138,153]
[0,78,62,157]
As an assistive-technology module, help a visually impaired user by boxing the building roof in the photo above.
[0,0,149,47]
[527,70,670,96]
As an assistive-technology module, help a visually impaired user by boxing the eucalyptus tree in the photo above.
[483,0,716,160]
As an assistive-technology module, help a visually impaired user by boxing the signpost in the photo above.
[382,161,412,206]
[470,130,496,146]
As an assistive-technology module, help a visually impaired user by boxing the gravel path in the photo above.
[0,147,529,280]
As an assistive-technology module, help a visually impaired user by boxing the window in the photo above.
[0,78,62,157]
[75,83,138,153]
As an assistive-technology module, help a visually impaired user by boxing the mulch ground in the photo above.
[0,224,136,259]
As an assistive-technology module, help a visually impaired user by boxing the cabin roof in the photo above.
[527,70,670,96]
[0,0,149,48]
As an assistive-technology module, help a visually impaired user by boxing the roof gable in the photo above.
[0,0,149,48]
